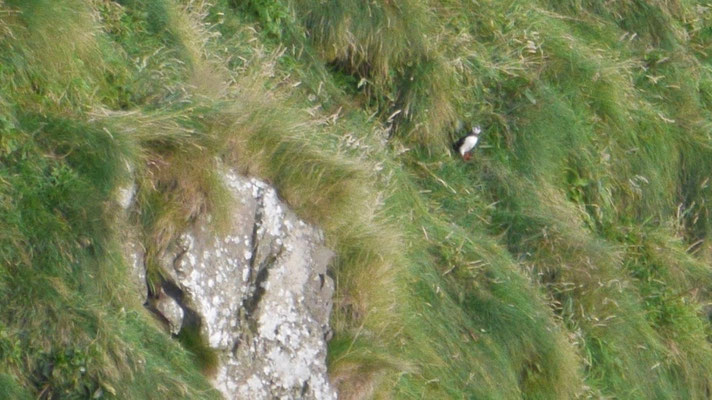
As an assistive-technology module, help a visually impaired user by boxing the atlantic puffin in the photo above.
[453,126,481,161]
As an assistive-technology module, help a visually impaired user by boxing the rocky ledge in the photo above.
[120,169,336,400]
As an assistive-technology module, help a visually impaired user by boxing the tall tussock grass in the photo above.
[0,1,227,397]
[422,0,712,397]
[3,0,712,398]
[289,0,458,147]
[291,0,430,88]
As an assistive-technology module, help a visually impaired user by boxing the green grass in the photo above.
[2,0,712,398]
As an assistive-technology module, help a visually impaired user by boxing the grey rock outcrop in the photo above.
[119,169,336,400]
[117,181,149,305]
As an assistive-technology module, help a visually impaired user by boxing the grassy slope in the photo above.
[2,0,712,399]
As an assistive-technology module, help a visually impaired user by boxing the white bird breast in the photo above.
[460,135,479,155]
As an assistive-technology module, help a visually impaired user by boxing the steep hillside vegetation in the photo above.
[1,0,712,398]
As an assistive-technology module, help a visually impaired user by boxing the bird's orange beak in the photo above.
[463,153,472,161]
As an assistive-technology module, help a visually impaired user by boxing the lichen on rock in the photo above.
[122,169,336,399]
